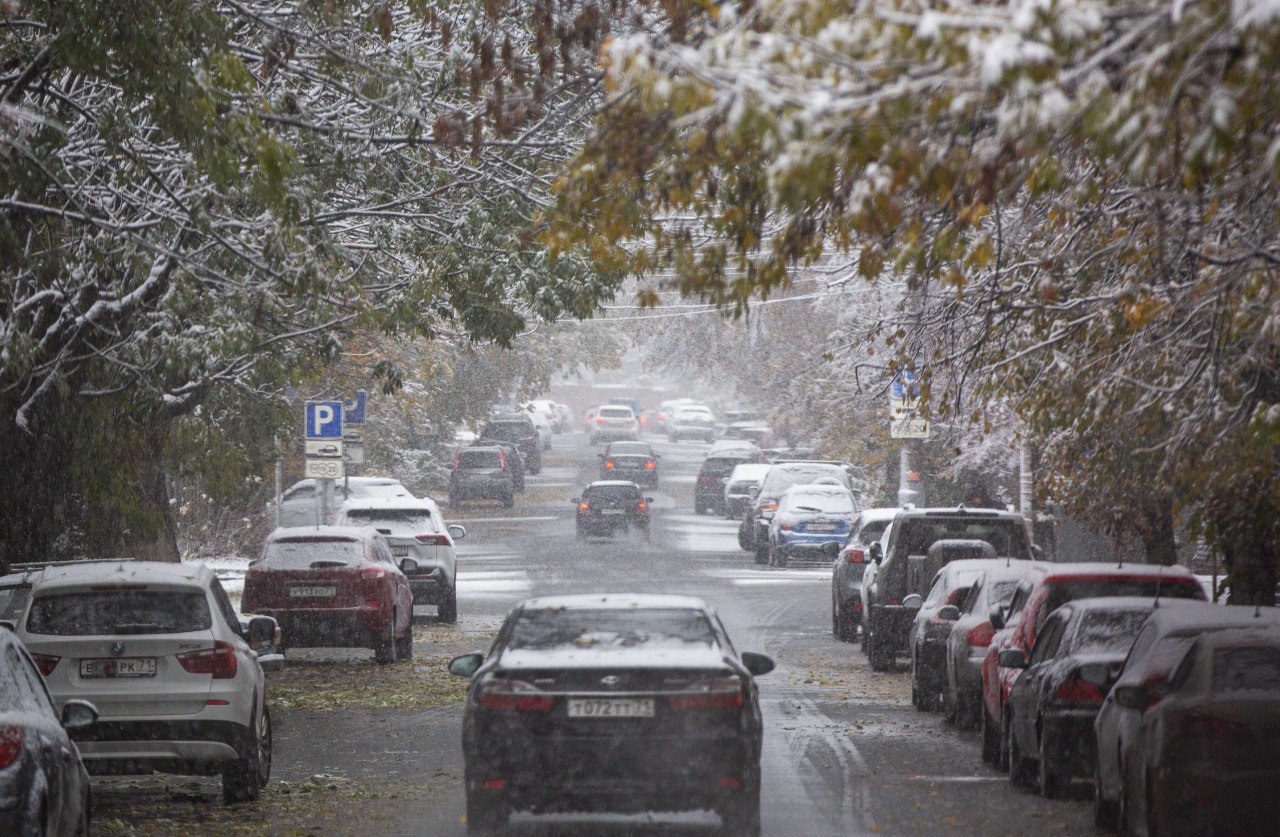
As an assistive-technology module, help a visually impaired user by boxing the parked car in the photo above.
[598,440,660,486]
[831,508,898,644]
[449,594,774,835]
[696,451,761,516]
[724,463,771,521]
[650,398,696,435]
[863,507,1035,672]
[573,481,652,541]
[480,416,542,474]
[981,563,1206,773]
[945,562,1047,731]
[471,439,526,493]
[766,484,860,567]
[723,422,772,448]
[744,461,854,563]
[0,624,96,835]
[20,562,280,803]
[242,526,415,664]
[452,446,517,508]
[668,405,718,442]
[589,405,641,444]
[909,558,994,711]
[1003,597,1158,797]
[1093,601,1280,831]
[276,476,412,527]
[706,439,762,460]
[338,498,465,623]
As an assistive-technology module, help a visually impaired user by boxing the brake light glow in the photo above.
[483,778,507,789]
[604,460,615,469]
[0,727,22,770]
[846,549,865,564]
[967,622,996,648]
[579,502,590,513]
[416,534,449,546]
[177,641,238,679]
[30,654,60,676]
[645,461,656,469]
[361,568,387,580]
[478,679,555,713]
[668,676,744,710]
[637,502,648,512]
[1054,676,1105,706]
[779,522,792,531]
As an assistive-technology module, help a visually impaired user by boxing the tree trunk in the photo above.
[118,429,180,562]
[1141,498,1179,566]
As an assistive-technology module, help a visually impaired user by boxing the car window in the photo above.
[786,490,855,514]
[458,449,502,469]
[858,520,889,544]
[598,407,635,419]
[507,608,716,651]
[760,465,849,498]
[899,517,1030,558]
[1070,609,1150,655]
[584,484,642,502]
[16,646,56,716]
[282,483,315,501]
[1212,646,1280,694]
[374,538,398,565]
[482,421,535,441]
[609,443,651,456]
[0,644,43,712]
[1044,578,1203,613]
[344,509,438,533]
[923,574,947,607]
[28,588,213,635]
[261,537,364,569]
[1030,615,1066,663]
[0,583,32,622]
[211,578,241,628]
[702,457,750,477]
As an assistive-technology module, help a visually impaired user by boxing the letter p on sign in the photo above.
[306,401,344,439]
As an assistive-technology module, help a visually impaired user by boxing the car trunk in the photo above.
[245,564,370,611]
[605,455,650,474]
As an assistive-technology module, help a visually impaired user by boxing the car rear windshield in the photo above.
[1073,610,1151,654]
[702,457,751,477]
[344,509,437,532]
[899,517,1031,558]
[481,421,534,441]
[27,589,212,636]
[608,443,650,456]
[598,407,634,419]
[261,538,364,570]
[509,608,716,651]
[858,520,890,544]
[1046,578,1202,612]
[585,485,641,503]
[1212,646,1280,693]
[459,449,502,469]
[761,465,848,498]
[787,490,854,514]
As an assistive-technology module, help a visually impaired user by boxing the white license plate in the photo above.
[602,509,626,515]
[80,657,156,678]
[808,524,837,532]
[567,698,655,718]
[391,547,412,557]
[290,586,336,598]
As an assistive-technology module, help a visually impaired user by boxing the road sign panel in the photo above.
[890,398,921,418]
[890,370,922,402]
[343,425,363,443]
[345,391,367,425]
[891,418,931,439]
[344,443,365,465]
[305,401,344,439]
[304,458,345,479]
[305,440,343,458]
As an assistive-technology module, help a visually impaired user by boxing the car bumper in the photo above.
[778,533,844,553]
[259,606,388,646]
[74,719,250,773]
[603,468,656,484]
[453,478,513,497]
[578,516,646,534]
[591,428,638,439]
[1160,767,1280,833]
[408,566,452,601]
[1040,710,1099,779]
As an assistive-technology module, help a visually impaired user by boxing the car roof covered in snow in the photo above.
[859,507,904,522]
[339,497,434,513]
[1136,600,1280,636]
[586,480,642,489]
[727,463,771,480]
[1039,562,1196,581]
[33,560,214,592]
[519,593,709,611]
[1057,595,1164,614]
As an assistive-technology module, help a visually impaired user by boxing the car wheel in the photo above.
[1038,733,1063,798]
[981,706,1000,765]
[831,590,842,639]
[738,520,753,551]
[223,706,268,803]
[437,585,458,623]
[1094,753,1119,830]
[466,789,509,835]
[868,626,894,672]
[501,492,515,509]
[943,681,958,724]
[694,500,706,515]
[396,623,415,659]
[754,538,769,565]
[859,613,869,652]
[374,615,398,665]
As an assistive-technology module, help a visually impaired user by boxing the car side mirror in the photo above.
[870,543,883,565]
[937,605,961,622]
[447,524,466,541]
[741,652,775,677]
[1113,684,1149,711]
[988,605,1005,630]
[399,557,419,574]
[998,649,1028,669]
[246,615,278,649]
[61,699,98,731]
[449,652,485,678]
[902,593,923,611]
[822,542,841,558]
[645,497,654,504]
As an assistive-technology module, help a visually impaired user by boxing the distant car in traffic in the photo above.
[766,483,860,567]
[723,422,772,448]
[0,624,96,836]
[573,481,652,541]
[449,594,774,835]
[649,398,696,435]
[831,508,898,645]
[20,562,280,804]
[743,461,854,564]
[588,405,640,444]
[668,405,717,443]
[243,526,415,664]
[480,415,542,475]
[696,450,762,516]
[724,463,771,521]
[598,440,660,486]
[451,446,517,508]
[338,498,466,623]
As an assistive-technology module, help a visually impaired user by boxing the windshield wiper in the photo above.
[112,622,167,634]
[795,505,823,513]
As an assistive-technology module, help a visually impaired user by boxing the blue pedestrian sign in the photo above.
[890,369,922,401]
[305,401,344,439]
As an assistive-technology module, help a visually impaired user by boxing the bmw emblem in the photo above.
[600,675,621,689]
[111,641,125,656]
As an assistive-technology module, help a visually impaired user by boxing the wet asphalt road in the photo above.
[258,428,1096,835]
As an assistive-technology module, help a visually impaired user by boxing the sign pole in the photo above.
[274,436,283,529]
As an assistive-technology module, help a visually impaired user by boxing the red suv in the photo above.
[981,563,1205,765]
[242,526,416,663]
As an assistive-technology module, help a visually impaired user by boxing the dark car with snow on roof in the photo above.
[449,594,774,835]
[573,481,652,541]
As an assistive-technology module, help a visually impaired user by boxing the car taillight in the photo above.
[361,567,387,580]
[604,460,615,469]
[637,502,648,513]
[1054,675,1105,707]
[779,522,792,530]
[416,534,449,546]
[967,622,996,648]
[845,549,865,564]
[697,475,711,485]
[177,641,238,679]
[0,727,22,770]
[478,679,555,713]
[497,450,506,469]
[579,502,590,513]
[763,502,777,511]
[669,675,744,710]
[30,654,59,677]
[645,460,656,469]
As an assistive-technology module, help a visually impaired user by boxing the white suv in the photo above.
[17,562,280,803]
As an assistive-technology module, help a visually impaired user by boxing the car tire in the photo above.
[754,538,769,566]
[223,705,270,803]
[694,500,706,515]
[943,681,958,724]
[374,616,398,665]
[465,790,509,835]
[981,707,1000,765]
[396,623,415,659]
[501,492,515,509]
[1094,755,1119,831]
[868,623,894,672]
[738,520,753,551]
[437,585,458,623]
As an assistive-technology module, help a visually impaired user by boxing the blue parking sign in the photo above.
[305,401,344,439]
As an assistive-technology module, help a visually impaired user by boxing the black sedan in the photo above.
[598,441,660,486]
[0,626,97,836]
[450,594,774,835]
[573,481,652,541]
[1003,596,1156,797]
